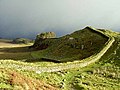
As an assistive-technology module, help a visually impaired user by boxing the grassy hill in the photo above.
[70,31,120,90]
[0,26,120,90]
[32,27,108,62]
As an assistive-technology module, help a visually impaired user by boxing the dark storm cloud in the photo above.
[0,0,120,39]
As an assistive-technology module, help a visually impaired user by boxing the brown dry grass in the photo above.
[0,68,58,90]
[8,70,58,90]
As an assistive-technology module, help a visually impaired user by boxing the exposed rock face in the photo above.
[32,32,56,49]
[36,32,56,39]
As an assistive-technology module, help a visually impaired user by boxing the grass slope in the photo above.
[32,27,108,62]
[70,33,120,90]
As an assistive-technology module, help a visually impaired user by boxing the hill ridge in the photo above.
[0,27,115,73]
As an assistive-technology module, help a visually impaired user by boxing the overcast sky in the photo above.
[0,0,120,39]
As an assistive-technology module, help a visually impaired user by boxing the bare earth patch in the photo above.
[0,68,58,90]
[8,70,58,90]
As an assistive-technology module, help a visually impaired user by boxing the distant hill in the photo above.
[0,38,12,43]
[12,38,34,44]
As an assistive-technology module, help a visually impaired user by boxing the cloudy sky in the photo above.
[0,0,120,39]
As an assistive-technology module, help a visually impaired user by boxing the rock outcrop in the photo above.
[36,32,56,39]
[32,32,56,49]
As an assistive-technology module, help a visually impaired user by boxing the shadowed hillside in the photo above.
[32,27,108,62]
